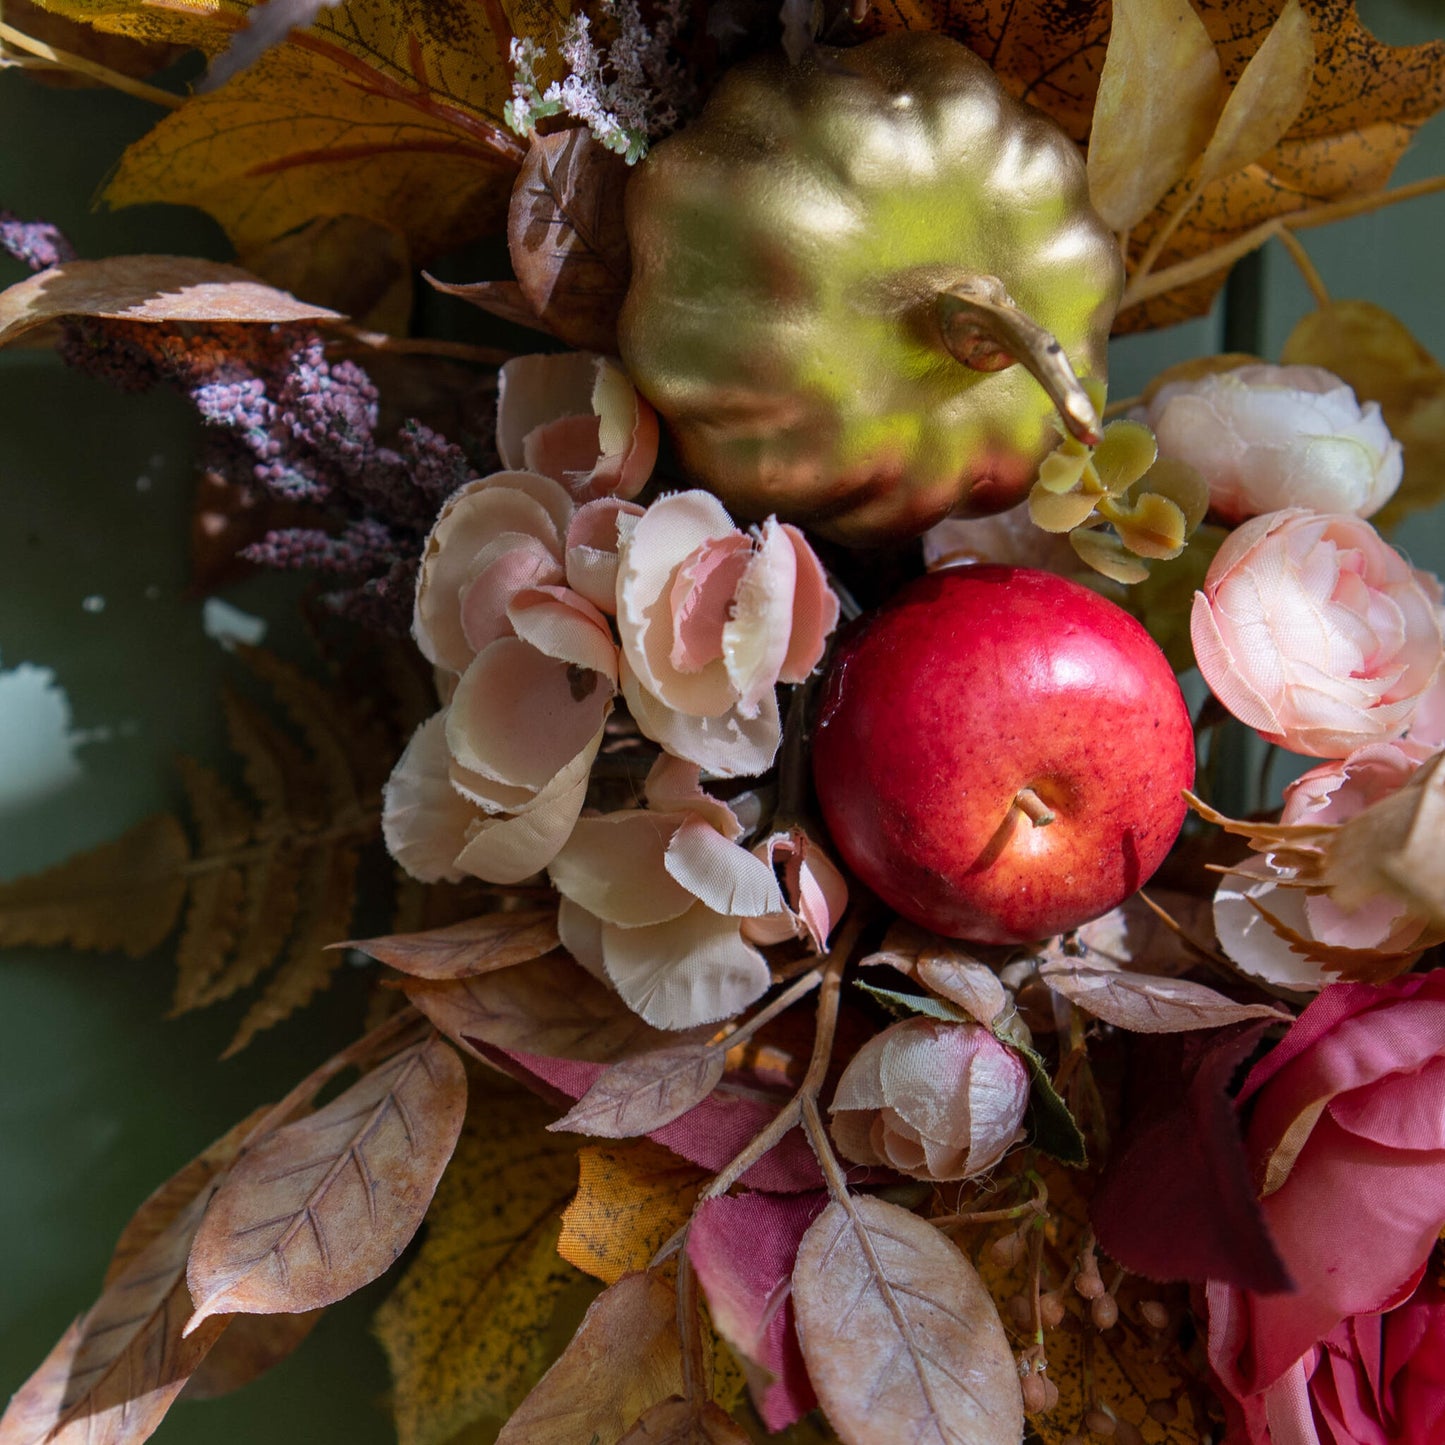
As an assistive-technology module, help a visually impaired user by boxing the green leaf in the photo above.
[855,981,970,1024]
[1007,1038,1088,1168]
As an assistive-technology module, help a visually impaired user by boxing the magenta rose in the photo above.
[1206,972,1445,1438]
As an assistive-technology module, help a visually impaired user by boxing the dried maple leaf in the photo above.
[861,0,1445,332]
[32,0,571,261]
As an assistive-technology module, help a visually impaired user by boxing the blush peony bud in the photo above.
[829,1018,1030,1181]
[1191,509,1442,757]
[1144,364,1402,523]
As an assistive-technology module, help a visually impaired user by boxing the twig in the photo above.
[1275,230,1330,307]
[0,21,184,109]
[1128,175,1207,293]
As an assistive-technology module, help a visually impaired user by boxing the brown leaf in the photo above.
[185,1031,467,1327]
[0,0,183,87]
[180,1310,324,1400]
[620,1397,753,1444]
[1037,956,1288,1032]
[495,1271,685,1445]
[0,255,340,346]
[792,1195,1023,1445]
[1281,300,1445,531]
[0,1170,229,1443]
[551,1043,728,1139]
[508,129,632,352]
[559,1140,707,1285]
[1086,0,1222,231]
[348,909,561,980]
[425,275,555,336]
[0,813,189,957]
[407,951,680,1063]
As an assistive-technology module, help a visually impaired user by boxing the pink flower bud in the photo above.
[1191,509,1442,757]
[829,1018,1030,1181]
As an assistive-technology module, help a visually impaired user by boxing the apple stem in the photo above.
[1014,788,1055,827]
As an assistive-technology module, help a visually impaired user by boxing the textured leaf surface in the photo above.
[408,951,679,1063]
[558,1140,707,1285]
[35,0,562,258]
[0,814,188,957]
[349,909,560,979]
[376,1082,591,1445]
[792,1196,1023,1445]
[493,1271,684,1445]
[186,1031,467,1325]
[1038,958,1288,1032]
[551,1043,728,1139]
[508,128,632,351]
[619,1397,752,1444]
[0,254,339,345]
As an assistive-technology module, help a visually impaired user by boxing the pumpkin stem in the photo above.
[937,277,1103,446]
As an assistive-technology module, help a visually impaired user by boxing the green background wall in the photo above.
[2,2,1444,1439]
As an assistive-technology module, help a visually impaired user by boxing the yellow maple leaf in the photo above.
[374,1079,596,1445]
[35,0,569,261]
[558,1139,708,1287]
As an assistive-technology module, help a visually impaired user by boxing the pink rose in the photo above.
[829,1018,1030,1181]
[1214,741,1439,990]
[1144,363,1402,524]
[616,491,840,777]
[1192,509,1442,757]
[1206,972,1445,1438]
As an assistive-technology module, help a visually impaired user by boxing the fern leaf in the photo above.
[172,866,248,1014]
[194,844,301,1009]
[223,841,360,1056]
[238,648,359,815]
[222,686,328,832]
[220,687,288,833]
[175,756,253,854]
[0,815,190,957]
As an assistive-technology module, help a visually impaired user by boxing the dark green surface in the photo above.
[3,3,1445,1440]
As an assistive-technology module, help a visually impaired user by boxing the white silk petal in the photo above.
[558,895,608,981]
[447,755,534,815]
[1213,859,1338,992]
[664,816,786,918]
[723,518,795,717]
[643,754,744,840]
[414,479,566,672]
[508,586,620,682]
[452,724,602,885]
[601,903,771,1029]
[381,711,478,883]
[621,653,781,779]
[496,352,600,470]
[549,811,694,927]
[565,498,646,614]
[447,637,612,789]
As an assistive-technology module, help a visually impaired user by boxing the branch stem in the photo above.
[0,22,184,109]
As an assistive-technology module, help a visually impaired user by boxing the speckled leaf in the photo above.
[186,1032,467,1327]
[0,255,339,346]
[494,1271,684,1445]
[558,1140,707,1285]
[376,1082,588,1445]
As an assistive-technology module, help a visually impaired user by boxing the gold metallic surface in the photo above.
[618,33,1124,545]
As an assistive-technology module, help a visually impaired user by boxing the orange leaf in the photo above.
[559,1140,707,1285]
[347,908,561,979]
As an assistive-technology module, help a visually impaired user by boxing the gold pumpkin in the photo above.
[618,32,1124,545]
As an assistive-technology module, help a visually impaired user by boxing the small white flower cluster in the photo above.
[505,0,693,163]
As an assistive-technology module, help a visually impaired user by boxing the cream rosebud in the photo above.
[1191,509,1442,758]
[829,1018,1030,1181]
[1144,364,1402,523]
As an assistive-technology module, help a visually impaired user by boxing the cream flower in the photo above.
[496,352,658,504]
[1144,363,1402,523]
[384,471,619,885]
[1214,740,1440,991]
[548,756,785,1030]
[829,1019,1030,1182]
[616,491,839,777]
[1191,509,1442,758]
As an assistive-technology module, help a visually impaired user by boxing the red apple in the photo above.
[811,565,1194,944]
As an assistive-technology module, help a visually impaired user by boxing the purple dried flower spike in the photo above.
[0,210,76,272]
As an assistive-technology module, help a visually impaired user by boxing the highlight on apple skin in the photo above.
[811,565,1196,945]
